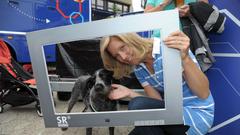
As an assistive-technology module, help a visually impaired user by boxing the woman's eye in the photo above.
[120,45,126,51]
[120,46,124,51]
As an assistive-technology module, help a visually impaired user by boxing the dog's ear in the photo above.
[103,69,119,84]
[104,69,114,77]
[85,76,95,89]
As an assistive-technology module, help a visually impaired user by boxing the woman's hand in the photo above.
[164,31,210,99]
[109,84,131,100]
[109,84,142,100]
[178,5,190,17]
[163,30,190,61]
[178,0,209,17]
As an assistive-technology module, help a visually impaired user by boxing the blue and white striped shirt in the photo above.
[134,39,214,135]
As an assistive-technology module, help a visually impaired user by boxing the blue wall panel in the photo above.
[207,0,240,134]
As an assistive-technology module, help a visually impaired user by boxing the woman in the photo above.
[144,0,209,38]
[144,0,209,15]
[100,31,214,135]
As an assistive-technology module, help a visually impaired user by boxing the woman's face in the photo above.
[107,36,139,65]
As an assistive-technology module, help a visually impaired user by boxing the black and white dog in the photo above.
[63,69,117,135]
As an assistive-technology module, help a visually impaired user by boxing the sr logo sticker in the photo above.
[57,116,70,127]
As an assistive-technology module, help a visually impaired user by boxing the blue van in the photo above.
[0,0,90,63]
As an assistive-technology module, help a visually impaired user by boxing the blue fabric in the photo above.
[128,96,165,110]
[133,39,214,135]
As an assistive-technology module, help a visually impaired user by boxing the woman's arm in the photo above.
[143,85,163,100]
[164,31,210,99]
[144,3,168,13]
[199,0,209,3]
[182,56,210,99]
[108,84,162,100]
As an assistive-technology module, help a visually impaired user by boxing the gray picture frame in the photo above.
[26,9,183,128]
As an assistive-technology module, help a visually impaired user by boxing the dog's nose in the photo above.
[94,83,104,91]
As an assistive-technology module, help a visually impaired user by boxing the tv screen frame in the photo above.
[26,9,183,128]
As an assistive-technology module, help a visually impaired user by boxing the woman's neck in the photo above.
[143,47,153,64]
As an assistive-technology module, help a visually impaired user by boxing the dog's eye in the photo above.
[99,72,105,78]
[98,72,112,84]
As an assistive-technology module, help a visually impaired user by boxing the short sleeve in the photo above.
[188,50,201,68]
[146,0,164,7]
[146,0,155,6]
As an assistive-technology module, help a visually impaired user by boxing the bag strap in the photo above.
[1,63,20,79]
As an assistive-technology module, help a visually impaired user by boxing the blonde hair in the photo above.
[100,33,153,79]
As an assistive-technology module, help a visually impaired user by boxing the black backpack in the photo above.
[189,1,226,33]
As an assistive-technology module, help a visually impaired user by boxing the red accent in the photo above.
[56,0,83,19]
[79,1,82,13]
[0,39,11,64]
[0,39,36,85]
[0,40,16,77]
[0,39,16,77]
[23,79,36,85]
[22,64,33,73]
[3,63,17,78]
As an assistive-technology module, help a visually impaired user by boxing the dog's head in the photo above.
[82,69,118,112]
[86,69,114,96]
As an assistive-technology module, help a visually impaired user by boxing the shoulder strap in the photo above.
[1,63,18,78]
